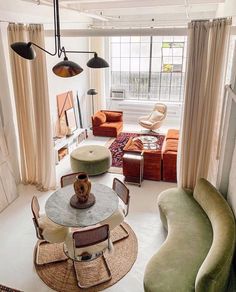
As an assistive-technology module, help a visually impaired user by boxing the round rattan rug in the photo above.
[35,223,138,292]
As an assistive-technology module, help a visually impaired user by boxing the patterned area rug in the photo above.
[35,223,138,292]
[108,132,165,168]
[0,285,22,292]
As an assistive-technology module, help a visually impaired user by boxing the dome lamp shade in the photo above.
[87,89,98,95]
[11,42,36,60]
[87,53,109,68]
[52,57,83,78]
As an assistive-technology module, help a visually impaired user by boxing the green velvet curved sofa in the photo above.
[144,178,235,292]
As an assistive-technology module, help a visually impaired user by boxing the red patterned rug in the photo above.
[108,132,165,168]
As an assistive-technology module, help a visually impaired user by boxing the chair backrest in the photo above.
[31,196,43,240]
[153,103,167,119]
[73,224,109,249]
[112,178,130,216]
[61,172,81,188]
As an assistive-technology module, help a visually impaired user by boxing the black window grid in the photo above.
[110,36,187,102]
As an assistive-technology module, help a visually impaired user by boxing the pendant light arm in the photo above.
[55,0,62,55]
[64,50,97,54]
[27,0,58,57]
[28,41,58,56]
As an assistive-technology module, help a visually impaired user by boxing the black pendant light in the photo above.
[52,56,83,78]
[11,42,36,60]
[10,0,109,78]
[87,53,109,68]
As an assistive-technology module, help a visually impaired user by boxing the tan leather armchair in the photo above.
[139,103,167,131]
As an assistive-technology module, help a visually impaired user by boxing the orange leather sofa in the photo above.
[91,110,123,137]
[162,129,179,182]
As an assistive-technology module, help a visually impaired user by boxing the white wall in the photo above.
[45,36,91,131]
[216,0,236,25]
[0,23,20,182]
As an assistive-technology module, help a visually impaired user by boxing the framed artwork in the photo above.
[56,91,74,137]
[57,91,73,118]
[65,108,77,132]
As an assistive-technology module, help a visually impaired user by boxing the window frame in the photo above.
[108,35,187,102]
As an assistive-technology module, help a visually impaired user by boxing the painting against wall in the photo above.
[65,108,77,133]
[55,91,74,137]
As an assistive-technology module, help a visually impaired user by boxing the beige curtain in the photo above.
[8,23,56,191]
[178,18,232,189]
[89,37,106,113]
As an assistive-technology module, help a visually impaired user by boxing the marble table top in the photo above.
[45,183,119,228]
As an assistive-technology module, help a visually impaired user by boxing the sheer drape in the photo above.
[178,18,231,189]
[8,23,56,191]
[89,37,106,113]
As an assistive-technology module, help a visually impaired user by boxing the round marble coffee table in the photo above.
[45,183,119,228]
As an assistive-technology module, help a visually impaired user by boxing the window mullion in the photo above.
[148,36,153,100]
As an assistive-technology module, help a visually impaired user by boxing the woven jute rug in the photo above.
[35,223,138,292]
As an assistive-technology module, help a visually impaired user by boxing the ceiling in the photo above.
[43,0,227,27]
[0,0,235,28]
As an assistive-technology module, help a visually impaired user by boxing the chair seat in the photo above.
[139,120,153,126]
[99,206,125,230]
[38,215,68,243]
[65,232,112,260]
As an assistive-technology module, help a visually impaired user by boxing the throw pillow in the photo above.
[93,112,106,126]
[104,111,123,122]
[126,139,143,151]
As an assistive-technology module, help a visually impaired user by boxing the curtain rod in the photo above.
[0,19,91,24]
[45,27,188,37]
[45,26,236,37]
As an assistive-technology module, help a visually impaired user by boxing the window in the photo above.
[109,36,187,102]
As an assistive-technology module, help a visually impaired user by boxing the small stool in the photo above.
[70,145,111,176]
[123,152,144,187]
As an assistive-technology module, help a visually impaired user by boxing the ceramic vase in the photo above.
[73,172,91,203]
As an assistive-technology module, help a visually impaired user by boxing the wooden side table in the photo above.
[123,152,144,187]
[123,137,163,181]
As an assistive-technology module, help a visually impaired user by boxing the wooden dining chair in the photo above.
[31,196,68,265]
[112,178,130,240]
[60,172,81,188]
[99,178,130,242]
[65,224,112,289]
[113,178,130,217]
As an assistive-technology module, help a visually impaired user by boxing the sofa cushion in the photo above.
[156,104,166,114]
[104,111,123,122]
[126,139,143,151]
[144,187,213,292]
[139,120,153,127]
[144,179,236,292]
[166,129,179,140]
[93,112,106,126]
[193,179,236,292]
[93,121,123,137]
[163,139,178,153]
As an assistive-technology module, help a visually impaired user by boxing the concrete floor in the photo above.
[0,124,176,292]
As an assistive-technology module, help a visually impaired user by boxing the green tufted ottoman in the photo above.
[70,145,112,175]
